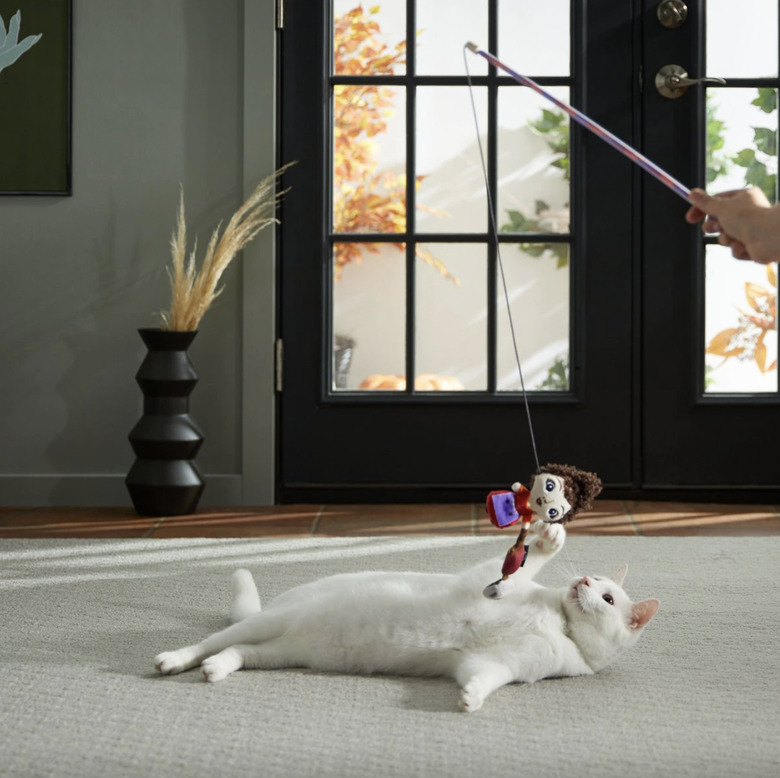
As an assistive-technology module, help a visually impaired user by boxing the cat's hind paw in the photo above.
[458,689,484,713]
[532,519,565,554]
[201,648,242,683]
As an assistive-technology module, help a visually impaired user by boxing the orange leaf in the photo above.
[706,328,743,357]
[745,282,770,313]
[755,340,768,372]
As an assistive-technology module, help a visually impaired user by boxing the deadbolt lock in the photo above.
[657,0,688,29]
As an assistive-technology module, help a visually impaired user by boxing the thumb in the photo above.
[689,188,716,211]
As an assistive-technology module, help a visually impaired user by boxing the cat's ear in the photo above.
[612,565,628,586]
[630,599,659,631]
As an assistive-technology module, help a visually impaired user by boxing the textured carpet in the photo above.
[0,535,778,778]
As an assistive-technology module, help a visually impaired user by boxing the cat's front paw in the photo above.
[459,688,485,713]
[532,519,565,554]
[155,648,197,675]
[483,578,515,599]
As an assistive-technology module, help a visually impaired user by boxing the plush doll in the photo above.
[483,463,603,599]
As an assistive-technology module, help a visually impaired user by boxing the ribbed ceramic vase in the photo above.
[126,328,205,516]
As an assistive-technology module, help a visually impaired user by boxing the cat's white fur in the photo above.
[155,521,659,712]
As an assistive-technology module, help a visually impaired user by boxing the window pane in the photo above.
[333,85,407,233]
[416,0,487,75]
[415,244,487,391]
[707,0,778,78]
[498,87,571,234]
[416,87,488,234]
[332,243,406,391]
[706,88,778,204]
[333,1,406,76]
[704,247,777,394]
[497,244,570,392]
[498,0,570,76]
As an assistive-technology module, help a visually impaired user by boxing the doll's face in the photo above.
[530,473,572,523]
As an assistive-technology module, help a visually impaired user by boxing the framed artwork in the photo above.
[0,0,71,195]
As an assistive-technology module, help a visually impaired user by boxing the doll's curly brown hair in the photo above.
[531,463,603,523]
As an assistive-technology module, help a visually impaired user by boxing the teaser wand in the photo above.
[466,42,692,201]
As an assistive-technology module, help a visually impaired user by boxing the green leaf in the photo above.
[553,244,569,268]
[501,210,530,231]
[744,160,776,201]
[553,157,570,180]
[531,109,565,134]
[752,88,777,114]
[754,127,777,156]
[520,242,546,257]
[733,148,757,167]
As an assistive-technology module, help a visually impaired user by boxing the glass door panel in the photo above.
[702,16,778,396]
[498,0,570,75]
[496,244,570,392]
[704,249,777,393]
[416,86,487,235]
[706,0,778,78]
[332,1,406,76]
[497,86,572,235]
[332,243,406,392]
[415,0,488,75]
[414,243,487,392]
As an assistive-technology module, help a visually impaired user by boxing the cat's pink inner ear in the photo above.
[630,599,660,630]
[612,565,628,586]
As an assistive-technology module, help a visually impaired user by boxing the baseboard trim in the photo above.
[0,474,243,508]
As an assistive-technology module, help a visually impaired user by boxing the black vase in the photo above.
[126,328,205,516]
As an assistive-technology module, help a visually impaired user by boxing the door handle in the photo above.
[655,64,726,99]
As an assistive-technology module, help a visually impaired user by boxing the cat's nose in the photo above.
[580,576,590,587]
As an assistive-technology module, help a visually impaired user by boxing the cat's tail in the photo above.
[230,568,262,623]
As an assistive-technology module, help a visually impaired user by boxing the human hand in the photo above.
[685,187,780,264]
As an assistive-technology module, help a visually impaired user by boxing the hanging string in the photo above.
[463,45,542,475]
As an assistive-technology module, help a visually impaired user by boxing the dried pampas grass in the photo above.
[160,164,292,331]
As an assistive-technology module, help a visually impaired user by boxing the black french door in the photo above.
[642,0,780,491]
[276,1,780,502]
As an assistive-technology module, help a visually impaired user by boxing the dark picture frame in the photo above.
[0,0,71,195]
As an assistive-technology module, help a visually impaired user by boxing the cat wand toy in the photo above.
[463,45,617,598]
[465,42,693,201]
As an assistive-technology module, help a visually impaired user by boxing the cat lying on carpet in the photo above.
[154,521,659,712]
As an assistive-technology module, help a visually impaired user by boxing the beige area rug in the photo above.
[1,535,778,778]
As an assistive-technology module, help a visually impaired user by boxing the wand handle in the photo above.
[466,43,692,201]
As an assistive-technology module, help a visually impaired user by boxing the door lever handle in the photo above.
[655,64,726,99]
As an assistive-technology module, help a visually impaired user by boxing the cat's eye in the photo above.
[547,508,558,519]
[545,479,555,492]
[603,594,614,605]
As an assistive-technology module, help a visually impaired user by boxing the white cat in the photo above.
[155,521,659,712]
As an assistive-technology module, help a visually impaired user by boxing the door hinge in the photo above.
[276,0,284,30]
[275,338,284,392]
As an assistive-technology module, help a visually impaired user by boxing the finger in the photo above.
[731,242,750,261]
[717,233,734,248]
[685,206,705,223]
[703,216,721,234]
[688,188,717,213]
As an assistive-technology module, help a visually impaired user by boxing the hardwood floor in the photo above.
[1,500,779,538]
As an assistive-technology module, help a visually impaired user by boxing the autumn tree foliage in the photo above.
[333,5,455,282]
